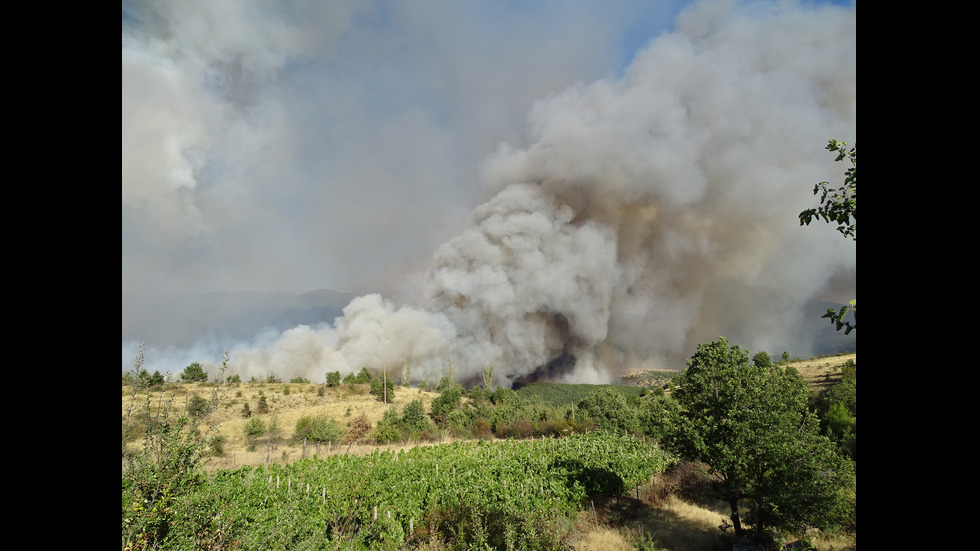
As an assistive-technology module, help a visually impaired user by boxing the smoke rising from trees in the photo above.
[123,1,856,385]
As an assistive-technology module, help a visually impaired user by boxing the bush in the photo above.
[401,399,431,433]
[243,417,266,439]
[294,414,344,444]
[370,374,397,402]
[186,395,211,418]
[326,371,341,387]
[373,408,405,444]
[430,386,464,426]
[576,388,640,435]
[209,434,227,456]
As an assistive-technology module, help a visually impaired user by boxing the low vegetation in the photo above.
[122,344,856,550]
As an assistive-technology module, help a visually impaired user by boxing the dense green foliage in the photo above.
[575,387,640,434]
[124,342,855,549]
[122,432,673,550]
[811,359,856,459]
[370,372,397,402]
[294,414,344,445]
[179,362,209,383]
[667,338,855,542]
[515,382,644,407]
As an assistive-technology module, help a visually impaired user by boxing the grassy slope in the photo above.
[122,353,856,470]
[122,353,856,550]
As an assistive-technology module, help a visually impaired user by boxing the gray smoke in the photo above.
[123,0,856,386]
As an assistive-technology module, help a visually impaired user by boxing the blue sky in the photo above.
[123,0,855,378]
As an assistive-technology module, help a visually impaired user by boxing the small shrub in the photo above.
[186,395,211,418]
[243,417,266,439]
[209,434,227,456]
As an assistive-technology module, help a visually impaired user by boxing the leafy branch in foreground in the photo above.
[122,347,230,550]
[799,139,856,241]
[800,139,856,334]
[823,298,856,335]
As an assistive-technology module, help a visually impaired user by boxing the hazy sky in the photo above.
[123,0,691,297]
[123,0,856,382]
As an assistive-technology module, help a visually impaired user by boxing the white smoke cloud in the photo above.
[124,0,855,386]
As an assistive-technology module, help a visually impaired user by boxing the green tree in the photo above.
[430,385,464,426]
[800,139,856,334]
[373,407,405,444]
[667,337,855,542]
[370,370,396,402]
[354,367,372,384]
[180,362,208,383]
[402,398,431,434]
[326,371,341,387]
[813,359,856,459]
[135,369,166,388]
[576,388,640,435]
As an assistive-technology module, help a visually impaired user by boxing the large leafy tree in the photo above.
[667,337,855,542]
[800,139,856,334]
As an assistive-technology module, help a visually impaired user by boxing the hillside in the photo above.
[122,353,855,550]
[122,352,855,472]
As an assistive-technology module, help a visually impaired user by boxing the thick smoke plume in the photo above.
[126,1,856,387]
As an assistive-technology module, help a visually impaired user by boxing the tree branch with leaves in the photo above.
[800,139,856,334]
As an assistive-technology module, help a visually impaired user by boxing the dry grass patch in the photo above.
[123,381,443,469]
[789,353,856,393]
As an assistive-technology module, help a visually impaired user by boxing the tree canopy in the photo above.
[667,337,855,542]
[179,362,208,383]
